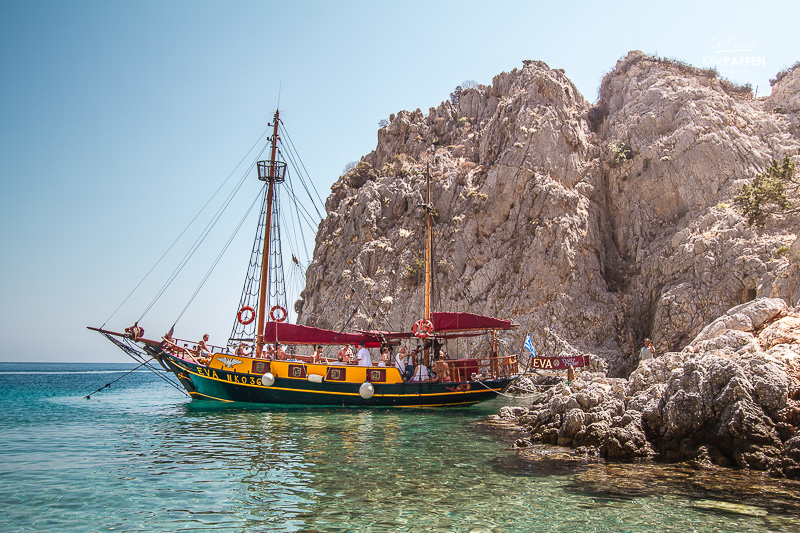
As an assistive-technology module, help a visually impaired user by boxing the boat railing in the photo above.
[161,337,229,357]
[439,354,518,382]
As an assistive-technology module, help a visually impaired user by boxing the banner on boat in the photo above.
[529,355,590,369]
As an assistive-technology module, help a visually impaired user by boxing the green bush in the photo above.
[608,142,633,164]
[734,156,798,227]
[403,254,425,284]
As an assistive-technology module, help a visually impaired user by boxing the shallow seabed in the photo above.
[1,363,798,532]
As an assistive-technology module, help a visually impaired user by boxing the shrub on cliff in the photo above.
[735,156,798,227]
[345,161,377,189]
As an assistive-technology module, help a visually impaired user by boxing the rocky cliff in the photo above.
[496,297,800,478]
[298,51,800,377]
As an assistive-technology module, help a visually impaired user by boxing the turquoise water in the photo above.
[1,363,798,532]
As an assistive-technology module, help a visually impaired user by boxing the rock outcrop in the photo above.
[496,298,800,477]
[295,51,800,475]
[298,51,800,378]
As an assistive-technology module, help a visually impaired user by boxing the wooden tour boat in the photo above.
[91,110,521,406]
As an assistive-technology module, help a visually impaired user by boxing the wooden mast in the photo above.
[424,164,432,321]
[255,110,281,358]
[424,164,433,365]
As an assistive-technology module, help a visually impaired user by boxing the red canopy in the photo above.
[431,312,514,332]
[263,322,382,348]
[357,312,515,339]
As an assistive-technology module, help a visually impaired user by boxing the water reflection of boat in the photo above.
[91,109,520,406]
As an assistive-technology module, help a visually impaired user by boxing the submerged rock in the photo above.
[692,500,768,517]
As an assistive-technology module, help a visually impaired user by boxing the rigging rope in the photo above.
[138,142,269,322]
[175,183,265,324]
[279,149,325,231]
[99,333,188,396]
[228,183,269,344]
[279,166,314,265]
[279,122,326,216]
[102,126,271,329]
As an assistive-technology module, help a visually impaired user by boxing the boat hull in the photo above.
[161,354,511,407]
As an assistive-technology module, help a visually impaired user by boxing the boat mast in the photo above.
[424,164,433,365]
[255,110,283,357]
[424,164,432,321]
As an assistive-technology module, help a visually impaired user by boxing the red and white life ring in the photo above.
[412,318,434,339]
[270,305,287,322]
[237,306,255,325]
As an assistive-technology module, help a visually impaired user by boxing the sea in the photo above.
[1,362,798,533]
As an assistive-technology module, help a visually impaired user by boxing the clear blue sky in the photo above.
[1,0,797,362]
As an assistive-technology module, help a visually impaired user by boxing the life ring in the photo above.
[237,306,255,325]
[270,305,287,322]
[412,319,434,339]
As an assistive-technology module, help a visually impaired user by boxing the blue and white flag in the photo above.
[524,333,536,358]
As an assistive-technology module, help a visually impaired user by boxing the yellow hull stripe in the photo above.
[189,391,235,402]
[174,361,502,398]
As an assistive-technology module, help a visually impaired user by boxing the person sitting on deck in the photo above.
[336,345,352,363]
[263,344,276,360]
[311,345,324,364]
[235,342,251,356]
[378,346,390,367]
[431,360,450,382]
[162,331,194,361]
[409,355,431,382]
[196,334,212,365]
[125,323,145,340]
[274,343,287,360]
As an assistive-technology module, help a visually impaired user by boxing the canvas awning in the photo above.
[431,312,514,332]
[263,322,382,347]
[356,312,515,340]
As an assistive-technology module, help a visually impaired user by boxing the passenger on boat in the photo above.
[409,355,431,382]
[311,345,324,364]
[433,339,444,360]
[403,349,417,381]
[161,332,192,359]
[395,346,407,375]
[274,343,287,360]
[196,334,212,364]
[378,346,390,367]
[431,360,449,382]
[235,342,250,356]
[336,345,351,363]
[356,342,372,367]
[198,334,210,356]
[125,323,145,340]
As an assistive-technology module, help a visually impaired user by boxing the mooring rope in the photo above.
[84,358,153,399]
[472,379,522,399]
[100,333,188,396]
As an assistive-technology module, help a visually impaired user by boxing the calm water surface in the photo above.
[0,362,798,532]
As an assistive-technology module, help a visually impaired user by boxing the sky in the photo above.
[1,0,798,362]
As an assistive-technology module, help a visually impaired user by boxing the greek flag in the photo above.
[524,333,536,358]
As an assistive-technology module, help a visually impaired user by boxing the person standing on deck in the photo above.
[395,346,407,375]
[356,342,372,367]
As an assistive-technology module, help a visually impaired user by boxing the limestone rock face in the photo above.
[499,299,800,477]
[298,51,800,377]
[767,63,800,113]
